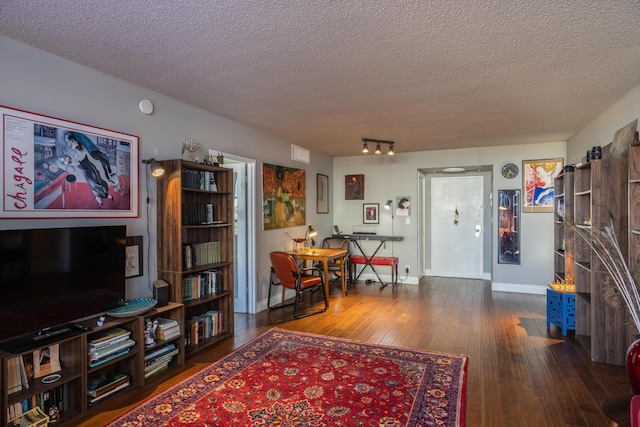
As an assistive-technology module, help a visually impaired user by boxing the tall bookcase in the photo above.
[628,137,640,344]
[553,167,574,283]
[156,160,234,358]
[574,147,629,365]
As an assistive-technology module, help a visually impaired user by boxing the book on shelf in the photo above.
[88,327,131,347]
[6,355,30,394]
[145,349,179,373]
[87,372,130,398]
[7,383,68,423]
[157,325,181,341]
[144,362,169,380]
[33,344,61,379]
[156,317,179,330]
[87,381,130,405]
[88,338,136,362]
[144,343,177,362]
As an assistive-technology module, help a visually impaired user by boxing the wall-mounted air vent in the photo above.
[291,144,310,164]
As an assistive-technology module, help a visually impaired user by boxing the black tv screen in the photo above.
[0,225,126,343]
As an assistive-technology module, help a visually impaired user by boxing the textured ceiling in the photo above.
[1,1,640,157]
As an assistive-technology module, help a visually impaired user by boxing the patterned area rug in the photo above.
[108,328,468,426]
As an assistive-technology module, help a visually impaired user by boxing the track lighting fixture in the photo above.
[361,138,396,156]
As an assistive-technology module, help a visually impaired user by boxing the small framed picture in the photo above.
[125,236,143,278]
[363,203,379,224]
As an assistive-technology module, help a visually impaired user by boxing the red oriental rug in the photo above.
[108,328,468,426]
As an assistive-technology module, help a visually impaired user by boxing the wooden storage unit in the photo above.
[1,333,85,426]
[138,302,185,384]
[156,160,234,358]
[574,149,629,365]
[628,139,640,342]
[83,316,140,411]
[553,168,574,283]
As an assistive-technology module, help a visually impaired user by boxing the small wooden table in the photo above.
[288,248,349,305]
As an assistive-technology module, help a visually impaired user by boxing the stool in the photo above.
[350,255,398,285]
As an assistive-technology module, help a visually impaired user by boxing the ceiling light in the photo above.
[442,167,466,173]
[361,138,396,155]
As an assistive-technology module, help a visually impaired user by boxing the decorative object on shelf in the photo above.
[106,298,158,317]
[361,137,395,155]
[181,138,201,161]
[363,203,379,224]
[0,105,139,219]
[262,163,306,230]
[609,119,638,158]
[145,318,158,348]
[568,219,640,392]
[501,162,519,179]
[125,235,143,278]
[522,158,563,212]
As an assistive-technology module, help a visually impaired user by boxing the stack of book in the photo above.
[7,384,68,422]
[87,328,135,368]
[86,372,130,406]
[144,343,179,380]
[155,318,180,341]
[185,310,224,347]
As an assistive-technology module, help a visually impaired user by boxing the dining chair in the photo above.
[268,251,327,318]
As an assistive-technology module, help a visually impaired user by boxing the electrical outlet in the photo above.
[405,265,410,274]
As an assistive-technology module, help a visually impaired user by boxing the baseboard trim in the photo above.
[491,282,546,295]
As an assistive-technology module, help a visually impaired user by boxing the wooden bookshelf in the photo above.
[156,160,234,359]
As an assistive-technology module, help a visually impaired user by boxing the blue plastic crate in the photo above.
[546,288,575,336]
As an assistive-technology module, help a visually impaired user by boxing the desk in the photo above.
[288,248,349,304]
[337,234,403,288]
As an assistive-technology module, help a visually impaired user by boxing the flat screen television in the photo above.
[0,225,126,346]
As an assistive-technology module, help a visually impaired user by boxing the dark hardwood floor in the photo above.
[78,277,630,426]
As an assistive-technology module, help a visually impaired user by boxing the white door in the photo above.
[226,157,256,314]
[431,176,483,278]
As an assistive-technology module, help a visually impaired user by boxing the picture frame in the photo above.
[363,203,379,224]
[125,235,143,278]
[33,344,61,379]
[345,174,364,200]
[317,173,329,214]
[262,163,306,230]
[0,105,139,218]
[522,158,563,212]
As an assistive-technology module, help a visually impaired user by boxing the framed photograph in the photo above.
[125,235,143,278]
[317,173,329,214]
[33,344,61,378]
[0,105,139,218]
[522,158,563,212]
[363,203,379,224]
[345,174,364,200]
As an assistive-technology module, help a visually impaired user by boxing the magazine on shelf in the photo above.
[87,372,130,398]
[88,339,136,362]
[87,381,130,405]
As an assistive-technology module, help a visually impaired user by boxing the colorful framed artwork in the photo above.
[0,105,138,218]
[522,158,563,212]
[363,203,379,224]
[317,173,328,214]
[125,235,143,278]
[262,163,306,230]
[345,174,364,200]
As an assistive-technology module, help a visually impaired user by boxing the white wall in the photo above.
[333,141,567,292]
[0,35,333,307]
[568,82,640,163]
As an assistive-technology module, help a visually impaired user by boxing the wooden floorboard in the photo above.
[75,277,631,426]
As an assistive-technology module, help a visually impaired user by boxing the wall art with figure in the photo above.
[0,106,139,218]
[522,158,563,212]
[262,163,306,230]
[345,174,364,200]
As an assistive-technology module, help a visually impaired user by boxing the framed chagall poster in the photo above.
[0,106,139,218]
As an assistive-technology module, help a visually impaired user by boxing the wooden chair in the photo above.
[268,251,327,318]
[319,237,351,295]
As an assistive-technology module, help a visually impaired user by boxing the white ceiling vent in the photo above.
[291,144,310,164]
